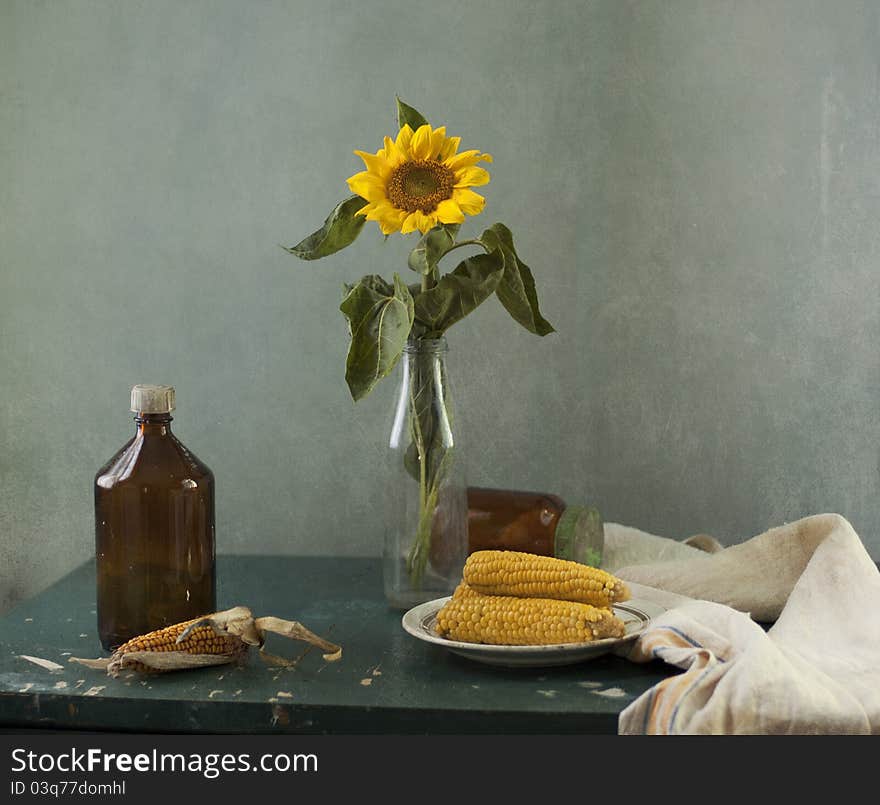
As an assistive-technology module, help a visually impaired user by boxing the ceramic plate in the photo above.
[401,596,665,668]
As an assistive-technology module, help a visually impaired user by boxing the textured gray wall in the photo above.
[2,0,879,612]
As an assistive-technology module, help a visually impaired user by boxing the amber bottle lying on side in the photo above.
[430,487,604,574]
[466,487,604,565]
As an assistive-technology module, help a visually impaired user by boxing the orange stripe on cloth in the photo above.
[627,626,722,734]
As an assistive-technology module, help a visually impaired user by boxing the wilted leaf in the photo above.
[481,223,555,336]
[339,274,414,400]
[407,224,458,276]
[413,250,504,336]
[285,195,367,260]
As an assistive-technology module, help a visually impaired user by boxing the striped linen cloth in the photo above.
[602,514,880,734]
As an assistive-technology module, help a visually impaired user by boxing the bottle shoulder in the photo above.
[168,433,214,477]
[95,436,135,476]
[95,431,213,490]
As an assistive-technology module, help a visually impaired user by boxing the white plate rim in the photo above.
[401,596,666,658]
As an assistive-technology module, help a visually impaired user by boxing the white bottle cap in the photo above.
[130,384,176,414]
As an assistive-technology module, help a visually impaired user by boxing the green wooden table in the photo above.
[0,556,672,734]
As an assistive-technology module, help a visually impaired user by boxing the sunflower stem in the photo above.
[421,258,442,290]
[423,238,491,288]
[441,238,489,256]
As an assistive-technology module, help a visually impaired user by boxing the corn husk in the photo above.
[70,606,342,677]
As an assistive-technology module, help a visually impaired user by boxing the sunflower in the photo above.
[346,124,493,235]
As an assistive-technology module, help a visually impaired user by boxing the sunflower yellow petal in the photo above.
[380,217,403,235]
[410,125,434,161]
[414,210,437,233]
[354,149,392,178]
[444,150,479,169]
[451,188,485,215]
[446,149,492,170]
[429,126,448,159]
[454,165,491,188]
[435,199,465,224]
[363,200,394,221]
[346,171,387,202]
[444,149,486,171]
[361,202,385,221]
[361,200,404,232]
[395,124,414,156]
[400,212,421,235]
[381,136,405,167]
[401,210,436,234]
[439,135,461,161]
[375,206,407,235]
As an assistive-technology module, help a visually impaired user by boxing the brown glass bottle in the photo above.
[466,487,604,566]
[94,385,216,651]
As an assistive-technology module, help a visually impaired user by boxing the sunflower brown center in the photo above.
[386,159,455,214]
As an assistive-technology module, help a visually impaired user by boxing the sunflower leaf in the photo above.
[412,250,504,336]
[396,97,429,131]
[339,273,414,401]
[284,195,367,261]
[407,225,457,276]
[481,223,555,336]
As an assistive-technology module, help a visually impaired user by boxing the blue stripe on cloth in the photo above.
[657,625,704,649]
[636,624,724,733]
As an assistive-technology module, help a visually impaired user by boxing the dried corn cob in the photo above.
[71,606,342,677]
[463,549,629,607]
[435,586,625,646]
[105,615,249,674]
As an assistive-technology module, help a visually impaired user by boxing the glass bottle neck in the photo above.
[404,336,448,356]
[134,413,173,435]
[402,339,449,377]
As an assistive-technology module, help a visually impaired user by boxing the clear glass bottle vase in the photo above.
[384,337,467,609]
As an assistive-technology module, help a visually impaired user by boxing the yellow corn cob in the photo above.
[462,549,629,607]
[435,586,625,646]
